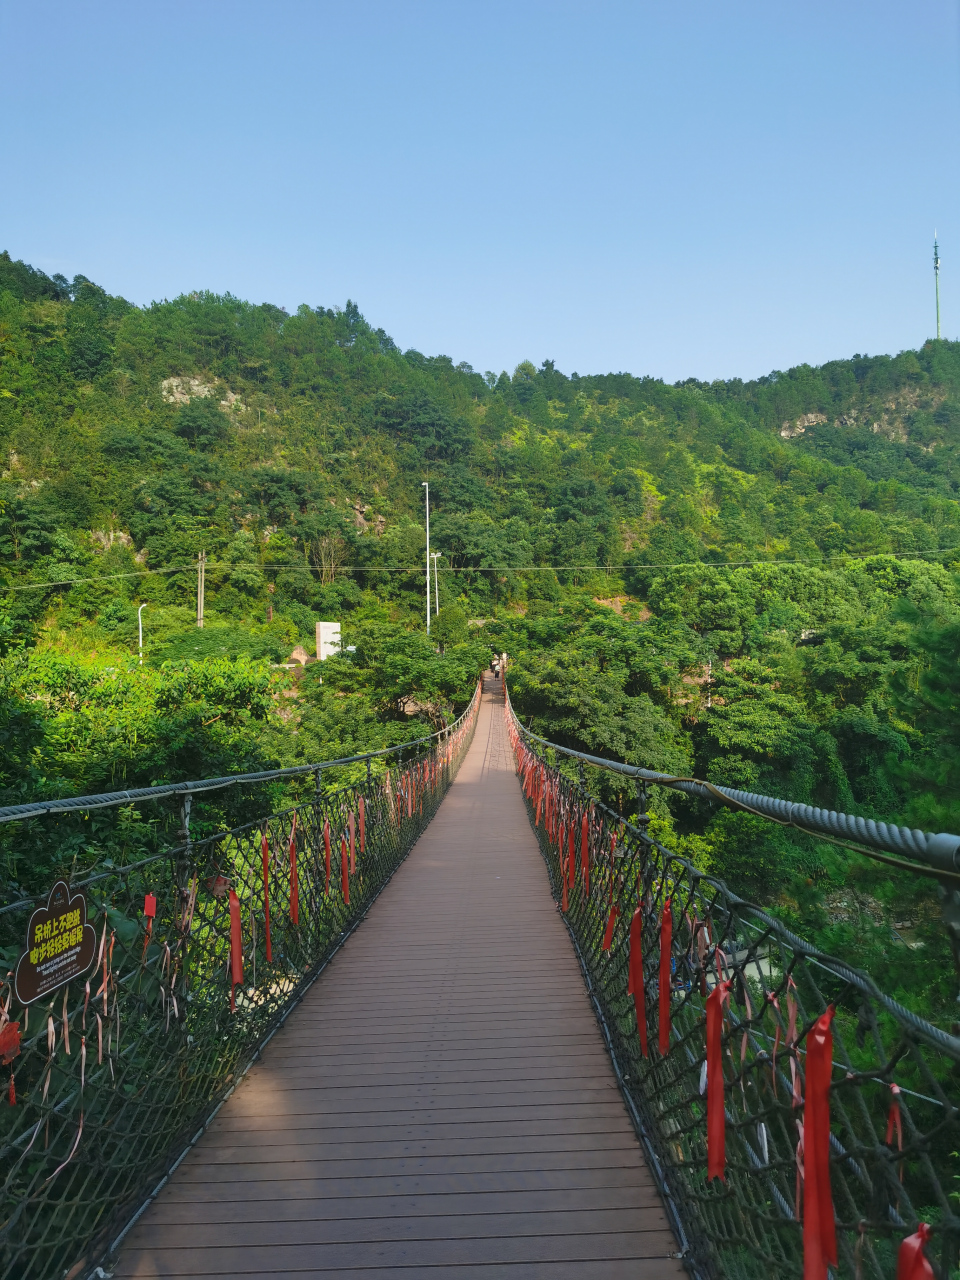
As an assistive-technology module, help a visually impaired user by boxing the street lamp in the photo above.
[430,552,441,617]
[138,602,148,666]
[422,481,430,634]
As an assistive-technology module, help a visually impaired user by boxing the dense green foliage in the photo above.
[4,250,960,1024]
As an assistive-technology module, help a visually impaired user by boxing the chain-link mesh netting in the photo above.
[505,689,960,1280]
[0,684,480,1280]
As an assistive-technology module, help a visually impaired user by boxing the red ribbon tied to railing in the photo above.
[886,1082,903,1180]
[260,831,273,964]
[707,978,731,1180]
[802,1006,837,1280]
[567,821,576,890]
[897,1223,934,1280]
[581,811,590,896]
[601,904,619,951]
[659,898,672,1056]
[141,893,156,963]
[341,835,350,905]
[629,908,648,1057]
[348,811,356,873]
[288,814,299,926]
[228,888,243,1013]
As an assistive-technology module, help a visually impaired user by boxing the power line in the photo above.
[3,547,960,593]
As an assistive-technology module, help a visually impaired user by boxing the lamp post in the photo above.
[137,602,148,666]
[422,481,430,634]
[431,552,441,616]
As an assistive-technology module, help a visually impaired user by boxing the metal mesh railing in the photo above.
[504,685,960,1280]
[0,683,481,1280]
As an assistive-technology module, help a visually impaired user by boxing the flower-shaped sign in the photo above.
[14,880,97,1005]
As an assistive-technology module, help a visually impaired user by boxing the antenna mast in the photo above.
[934,235,942,340]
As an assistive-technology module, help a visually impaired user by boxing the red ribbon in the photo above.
[581,812,590,896]
[228,888,243,1013]
[659,898,672,1056]
[707,979,731,1180]
[802,1006,837,1280]
[348,812,356,873]
[359,797,366,853]
[601,904,619,950]
[260,832,273,964]
[141,893,156,962]
[323,820,331,894]
[886,1081,903,1183]
[288,815,299,926]
[629,908,648,1057]
[341,835,350,905]
[0,1021,21,1066]
[568,822,576,890]
[886,1082,902,1147]
[897,1223,934,1280]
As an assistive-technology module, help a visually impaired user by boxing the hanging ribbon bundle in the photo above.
[629,908,648,1057]
[260,831,273,964]
[324,820,332,894]
[359,796,366,853]
[567,821,576,891]
[228,888,243,1013]
[601,904,619,950]
[802,1006,837,1280]
[288,814,299,926]
[897,1223,934,1280]
[659,898,672,1056]
[706,979,731,1180]
[348,811,356,873]
[341,835,350,905]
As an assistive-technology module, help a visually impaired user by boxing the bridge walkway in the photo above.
[115,675,682,1279]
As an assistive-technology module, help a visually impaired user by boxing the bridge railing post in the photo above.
[633,777,650,834]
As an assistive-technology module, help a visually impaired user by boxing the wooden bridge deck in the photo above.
[115,676,682,1279]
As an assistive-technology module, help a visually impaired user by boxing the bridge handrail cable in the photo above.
[0,690,480,825]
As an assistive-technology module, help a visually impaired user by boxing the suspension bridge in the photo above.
[1,674,958,1279]
[114,674,681,1278]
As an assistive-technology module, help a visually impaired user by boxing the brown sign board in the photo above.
[14,880,97,1005]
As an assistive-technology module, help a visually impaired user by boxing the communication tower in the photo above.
[934,235,942,339]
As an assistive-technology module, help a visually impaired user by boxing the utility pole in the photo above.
[197,551,206,629]
[431,552,441,616]
[422,482,430,634]
[934,235,942,339]
[138,602,148,666]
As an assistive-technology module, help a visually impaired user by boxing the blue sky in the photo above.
[2,1,958,382]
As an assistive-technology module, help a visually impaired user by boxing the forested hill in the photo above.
[5,249,960,1023]
[4,246,960,611]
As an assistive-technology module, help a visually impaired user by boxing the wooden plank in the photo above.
[115,677,683,1279]
[117,1230,678,1275]
[141,1186,657,1226]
